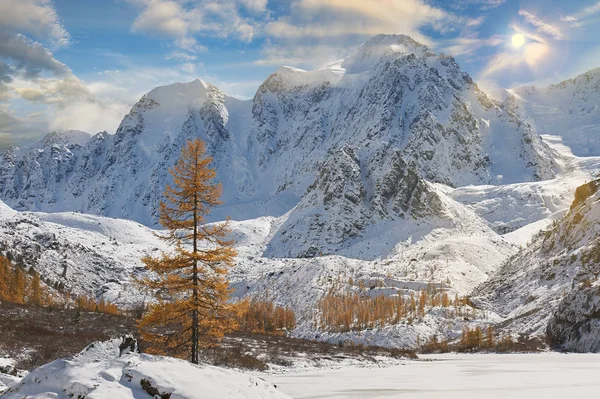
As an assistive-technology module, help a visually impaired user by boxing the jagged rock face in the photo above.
[252,35,555,194]
[474,180,600,350]
[0,131,92,209]
[0,35,556,234]
[265,144,447,258]
[547,284,600,352]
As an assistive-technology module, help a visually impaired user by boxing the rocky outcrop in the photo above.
[474,179,600,351]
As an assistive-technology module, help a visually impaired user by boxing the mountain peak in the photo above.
[341,34,434,73]
[362,34,428,49]
[15,130,93,154]
[144,79,215,108]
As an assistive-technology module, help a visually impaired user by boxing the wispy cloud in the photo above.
[561,1,600,27]
[258,0,457,67]
[466,16,486,28]
[165,51,198,62]
[0,108,48,148]
[0,33,71,79]
[265,0,448,42]
[128,0,268,54]
[518,10,563,39]
[442,0,506,11]
[0,0,79,144]
[442,35,504,57]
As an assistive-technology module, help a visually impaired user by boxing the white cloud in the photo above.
[442,35,504,57]
[266,0,447,41]
[518,10,563,40]
[236,23,255,42]
[50,100,129,135]
[0,33,71,79]
[174,36,206,53]
[239,0,268,13]
[561,1,600,27]
[132,0,190,38]
[559,15,579,25]
[0,0,77,144]
[0,0,70,47]
[259,0,453,66]
[129,0,264,53]
[480,39,550,79]
[9,73,129,135]
[165,51,198,61]
[2,56,262,141]
[13,76,92,105]
[0,32,82,142]
[256,41,349,67]
[466,16,486,28]
[443,0,506,11]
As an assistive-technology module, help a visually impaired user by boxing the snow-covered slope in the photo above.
[0,207,165,305]
[0,154,595,349]
[2,337,289,399]
[509,68,600,156]
[473,178,600,350]
[0,197,513,349]
[0,35,556,233]
[265,143,517,261]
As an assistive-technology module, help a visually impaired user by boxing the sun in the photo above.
[512,33,525,48]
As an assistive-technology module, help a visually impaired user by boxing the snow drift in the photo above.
[2,337,290,399]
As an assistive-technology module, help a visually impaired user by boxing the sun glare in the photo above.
[512,33,525,48]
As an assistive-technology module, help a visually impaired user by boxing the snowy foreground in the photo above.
[267,353,600,399]
[2,338,290,399]
[4,338,600,399]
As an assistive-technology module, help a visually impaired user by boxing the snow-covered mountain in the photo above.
[0,35,556,235]
[0,81,247,226]
[4,34,600,351]
[508,68,600,156]
[473,179,600,351]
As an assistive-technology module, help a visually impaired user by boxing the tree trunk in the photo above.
[191,192,199,364]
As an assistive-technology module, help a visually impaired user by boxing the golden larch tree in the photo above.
[28,270,42,306]
[137,139,237,364]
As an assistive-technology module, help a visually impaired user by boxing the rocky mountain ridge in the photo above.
[508,68,600,156]
[474,179,600,351]
[0,35,558,261]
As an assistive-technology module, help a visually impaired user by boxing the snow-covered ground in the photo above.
[267,353,600,399]
[0,356,23,395]
[2,337,289,399]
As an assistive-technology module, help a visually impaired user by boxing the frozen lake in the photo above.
[267,353,600,398]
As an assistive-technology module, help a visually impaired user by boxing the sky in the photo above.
[1,0,599,148]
